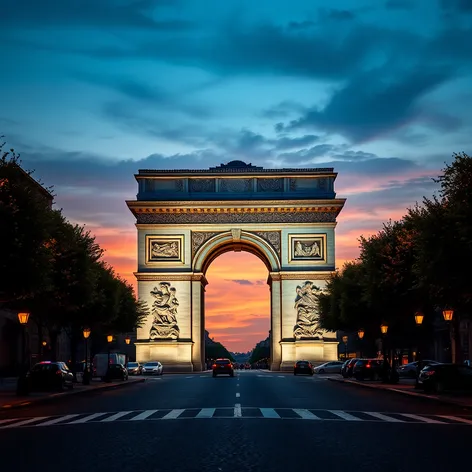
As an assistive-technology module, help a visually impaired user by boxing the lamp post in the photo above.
[358,329,365,357]
[342,335,348,360]
[83,327,91,385]
[106,335,113,382]
[16,312,30,395]
[442,308,455,362]
[380,324,389,382]
[414,312,424,387]
[124,336,131,367]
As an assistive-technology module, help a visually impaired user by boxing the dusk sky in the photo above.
[2,0,471,351]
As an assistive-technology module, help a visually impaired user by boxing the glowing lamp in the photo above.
[83,327,91,339]
[414,312,424,325]
[442,309,454,321]
[18,312,30,325]
[380,324,388,334]
[107,335,113,343]
[358,329,365,339]
[42,341,47,347]
[125,336,131,345]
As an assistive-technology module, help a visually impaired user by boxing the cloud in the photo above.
[226,279,254,286]
[0,0,191,30]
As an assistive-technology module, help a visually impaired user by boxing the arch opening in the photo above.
[203,250,271,369]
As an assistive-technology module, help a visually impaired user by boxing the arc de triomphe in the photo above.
[126,160,345,371]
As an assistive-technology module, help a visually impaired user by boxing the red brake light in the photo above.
[212,364,217,368]
[425,370,435,376]
[366,364,371,368]
[226,364,231,368]
[56,370,62,375]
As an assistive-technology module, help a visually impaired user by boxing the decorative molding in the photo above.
[135,273,209,285]
[257,178,283,192]
[136,211,339,225]
[145,235,184,265]
[191,231,223,260]
[288,233,327,264]
[279,273,333,280]
[231,228,242,242]
[252,231,281,259]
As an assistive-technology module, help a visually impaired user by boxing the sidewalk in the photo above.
[0,377,145,410]
[327,376,472,409]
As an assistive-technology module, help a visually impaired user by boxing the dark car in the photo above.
[127,362,142,375]
[294,360,313,376]
[342,358,360,378]
[418,363,472,393]
[212,358,234,377]
[353,359,383,380]
[26,361,74,392]
[106,364,129,381]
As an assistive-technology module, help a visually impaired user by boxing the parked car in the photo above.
[342,358,360,378]
[127,362,142,375]
[142,361,163,375]
[397,360,439,378]
[353,359,383,380]
[294,360,313,376]
[106,364,129,381]
[26,361,74,392]
[418,363,472,393]
[212,358,234,377]
[313,361,344,374]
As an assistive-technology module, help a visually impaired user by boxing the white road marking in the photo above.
[293,409,321,420]
[130,410,159,421]
[185,376,193,379]
[69,413,109,424]
[101,411,133,422]
[400,413,445,424]
[236,392,240,398]
[438,415,472,425]
[363,412,404,423]
[278,376,285,378]
[196,408,215,418]
[260,408,280,418]
[39,414,80,426]
[162,409,184,419]
[234,403,242,417]
[327,410,363,421]
[0,418,21,425]
[1,416,49,428]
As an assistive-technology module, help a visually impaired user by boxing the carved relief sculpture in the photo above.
[293,281,324,340]
[149,283,180,340]
[289,234,326,262]
[146,235,184,263]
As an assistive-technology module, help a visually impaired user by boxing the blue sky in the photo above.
[2,0,471,350]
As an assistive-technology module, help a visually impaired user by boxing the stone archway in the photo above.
[127,161,345,371]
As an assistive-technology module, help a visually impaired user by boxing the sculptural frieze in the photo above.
[189,179,215,192]
[151,241,179,258]
[149,282,180,340]
[257,178,283,192]
[290,235,325,261]
[293,281,325,340]
[146,236,183,263]
[219,178,252,192]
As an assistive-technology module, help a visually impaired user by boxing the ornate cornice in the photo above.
[268,272,334,282]
[134,273,208,285]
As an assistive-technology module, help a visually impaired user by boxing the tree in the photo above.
[0,140,55,304]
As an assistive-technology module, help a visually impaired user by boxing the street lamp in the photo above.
[106,335,113,382]
[342,335,348,360]
[442,309,454,321]
[358,329,365,357]
[17,312,30,371]
[380,324,388,334]
[414,312,424,326]
[125,336,131,345]
[83,327,91,385]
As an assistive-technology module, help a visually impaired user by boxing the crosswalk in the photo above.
[1,408,472,429]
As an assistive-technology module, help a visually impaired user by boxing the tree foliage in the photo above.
[319,152,472,352]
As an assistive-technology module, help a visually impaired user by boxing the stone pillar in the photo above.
[270,274,282,371]
[191,275,206,371]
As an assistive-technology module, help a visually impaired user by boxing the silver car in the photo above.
[313,361,344,374]
[142,361,163,375]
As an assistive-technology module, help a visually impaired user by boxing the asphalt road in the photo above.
[0,370,471,472]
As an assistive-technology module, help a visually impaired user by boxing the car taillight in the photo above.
[226,364,231,368]
[56,371,62,375]
[212,364,217,368]
[425,370,435,376]
[366,364,371,368]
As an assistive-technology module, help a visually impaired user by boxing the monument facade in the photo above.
[127,161,345,371]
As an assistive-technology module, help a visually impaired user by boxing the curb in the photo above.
[327,377,472,410]
[0,378,146,411]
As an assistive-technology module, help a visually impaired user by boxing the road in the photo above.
[0,370,471,472]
